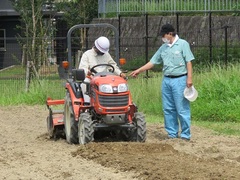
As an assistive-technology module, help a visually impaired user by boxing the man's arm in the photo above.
[107,54,122,76]
[186,61,193,88]
[129,62,154,77]
[78,53,90,76]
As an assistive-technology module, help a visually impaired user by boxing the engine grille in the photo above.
[98,94,129,107]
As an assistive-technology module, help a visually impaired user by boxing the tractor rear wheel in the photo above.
[46,115,53,138]
[131,112,147,142]
[64,92,78,144]
[78,112,94,144]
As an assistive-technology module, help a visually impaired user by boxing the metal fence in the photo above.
[1,14,240,97]
[98,0,240,16]
[90,13,240,69]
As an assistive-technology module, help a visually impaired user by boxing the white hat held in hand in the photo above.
[184,85,198,102]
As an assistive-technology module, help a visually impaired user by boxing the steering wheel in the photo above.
[90,64,115,74]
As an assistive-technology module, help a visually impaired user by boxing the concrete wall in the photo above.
[89,16,240,62]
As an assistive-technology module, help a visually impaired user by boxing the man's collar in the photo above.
[92,47,98,56]
[167,35,179,47]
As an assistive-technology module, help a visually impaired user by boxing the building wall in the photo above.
[0,17,21,69]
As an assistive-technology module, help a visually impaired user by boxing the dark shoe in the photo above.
[164,136,177,140]
[181,137,190,141]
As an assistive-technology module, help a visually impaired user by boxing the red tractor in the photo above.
[46,24,146,144]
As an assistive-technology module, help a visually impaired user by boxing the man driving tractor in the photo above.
[78,36,126,102]
[78,36,126,78]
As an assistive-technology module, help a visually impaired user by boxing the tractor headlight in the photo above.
[99,84,113,93]
[118,83,128,93]
[99,83,128,93]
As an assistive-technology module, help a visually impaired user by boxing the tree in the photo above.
[12,0,53,67]
[10,0,98,89]
[57,0,98,51]
[11,0,56,90]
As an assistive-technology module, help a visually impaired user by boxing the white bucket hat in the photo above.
[184,86,198,102]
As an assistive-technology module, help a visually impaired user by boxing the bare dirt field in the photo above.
[0,105,240,180]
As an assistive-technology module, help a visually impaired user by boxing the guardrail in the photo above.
[98,0,240,16]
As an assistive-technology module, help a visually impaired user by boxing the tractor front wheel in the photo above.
[131,112,147,142]
[64,92,78,144]
[78,112,94,144]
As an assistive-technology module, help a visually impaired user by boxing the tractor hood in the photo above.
[91,74,128,94]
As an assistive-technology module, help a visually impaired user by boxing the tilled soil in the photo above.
[0,105,239,180]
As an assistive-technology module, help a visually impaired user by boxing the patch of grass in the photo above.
[192,64,240,123]
[0,78,65,105]
[103,0,239,17]
[193,120,240,136]
[144,114,164,124]
[128,63,240,136]
[0,65,25,78]
[128,63,240,123]
[128,74,163,115]
[121,50,163,72]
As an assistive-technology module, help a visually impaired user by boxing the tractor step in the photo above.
[52,110,64,114]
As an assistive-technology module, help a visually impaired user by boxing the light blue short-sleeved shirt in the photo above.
[150,36,195,76]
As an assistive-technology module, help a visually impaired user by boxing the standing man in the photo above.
[129,24,195,141]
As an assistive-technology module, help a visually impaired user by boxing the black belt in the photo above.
[165,73,187,78]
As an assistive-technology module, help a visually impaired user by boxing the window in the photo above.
[0,29,6,51]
